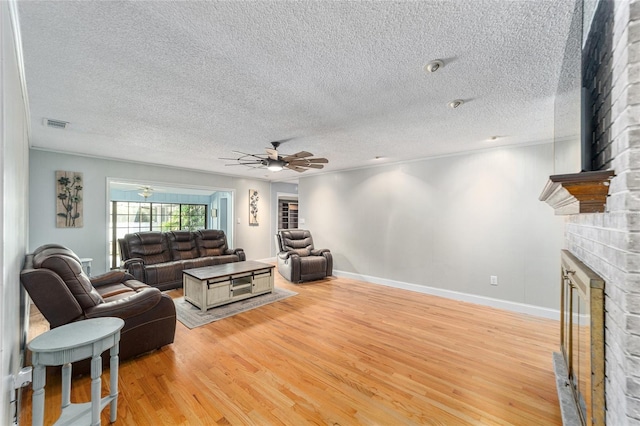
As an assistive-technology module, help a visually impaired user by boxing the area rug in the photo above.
[174,287,297,329]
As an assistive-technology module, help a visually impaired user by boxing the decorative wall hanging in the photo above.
[56,170,83,228]
[249,189,259,226]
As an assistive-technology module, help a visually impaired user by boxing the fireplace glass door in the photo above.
[560,250,604,426]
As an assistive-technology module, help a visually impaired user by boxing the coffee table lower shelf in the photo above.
[183,261,275,312]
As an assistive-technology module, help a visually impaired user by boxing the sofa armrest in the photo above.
[277,251,300,261]
[225,248,246,261]
[123,257,144,267]
[123,258,145,281]
[310,248,330,256]
[84,287,162,320]
[91,270,136,287]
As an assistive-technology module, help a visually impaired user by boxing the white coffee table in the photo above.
[183,260,274,311]
[28,317,124,426]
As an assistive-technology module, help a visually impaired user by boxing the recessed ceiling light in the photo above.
[488,136,500,141]
[447,99,464,109]
[374,156,384,160]
[424,60,444,73]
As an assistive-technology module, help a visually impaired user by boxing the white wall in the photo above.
[29,150,272,274]
[1,1,30,423]
[299,143,564,310]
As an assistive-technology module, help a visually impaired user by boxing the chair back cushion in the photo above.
[195,229,229,256]
[123,232,171,265]
[31,246,103,310]
[168,230,199,260]
[279,229,315,254]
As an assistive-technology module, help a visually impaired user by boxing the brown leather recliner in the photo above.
[21,244,176,372]
[275,229,333,283]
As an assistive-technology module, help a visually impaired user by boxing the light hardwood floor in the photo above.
[20,272,561,425]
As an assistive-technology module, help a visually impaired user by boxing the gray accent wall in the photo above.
[29,150,272,274]
[299,143,564,310]
[1,1,30,423]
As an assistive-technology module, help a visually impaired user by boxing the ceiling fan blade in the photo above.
[266,149,279,160]
[304,164,324,169]
[285,164,307,173]
[231,150,265,160]
[305,158,328,164]
[282,151,313,161]
[225,163,261,166]
[287,159,310,165]
[288,157,328,165]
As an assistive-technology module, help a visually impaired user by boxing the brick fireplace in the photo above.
[557,0,640,424]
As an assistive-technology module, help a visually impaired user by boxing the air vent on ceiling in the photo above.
[43,118,69,129]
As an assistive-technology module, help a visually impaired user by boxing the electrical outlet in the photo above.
[490,275,498,286]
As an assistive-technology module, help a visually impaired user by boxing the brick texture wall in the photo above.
[566,1,640,424]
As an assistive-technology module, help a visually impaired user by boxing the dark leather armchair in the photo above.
[275,229,333,283]
[21,244,176,372]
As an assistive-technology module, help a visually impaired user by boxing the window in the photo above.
[110,201,207,269]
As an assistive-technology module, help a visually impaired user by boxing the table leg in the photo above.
[61,363,72,409]
[90,354,102,426]
[31,364,46,426]
[109,342,119,422]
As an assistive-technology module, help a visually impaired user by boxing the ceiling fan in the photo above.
[221,141,329,173]
[138,186,155,199]
[110,182,163,199]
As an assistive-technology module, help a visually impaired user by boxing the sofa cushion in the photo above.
[126,232,171,265]
[280,229,315,252]
[300,256,327,275]
[181,257,216,270]
[143,261,183,287]
[33,250,103,309]
[195,229,229,256]
[168,230,199,260]
[291,248,310,257]
[203,254,240,265]
[97,283,134,299]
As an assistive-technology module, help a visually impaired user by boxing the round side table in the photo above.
[27,317,125,426]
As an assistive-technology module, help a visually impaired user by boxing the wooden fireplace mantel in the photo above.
[539,170,614,215]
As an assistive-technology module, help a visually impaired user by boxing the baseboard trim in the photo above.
[333,269,559,320]
[256,257,277,263]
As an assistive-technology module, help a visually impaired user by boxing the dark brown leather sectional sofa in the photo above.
[118,229,245,291]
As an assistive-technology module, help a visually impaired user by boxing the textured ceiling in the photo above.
[17,0,578,181]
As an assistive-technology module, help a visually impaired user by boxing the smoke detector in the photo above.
[424,60,444,73]
[448,99,464,109]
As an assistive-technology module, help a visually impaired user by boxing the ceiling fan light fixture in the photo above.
[267,159,285,172]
